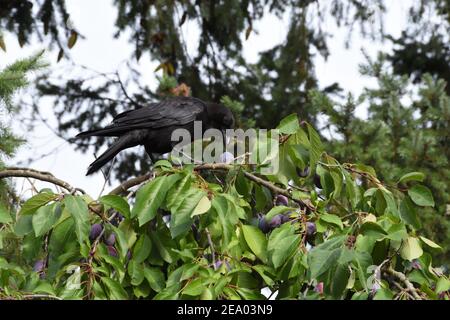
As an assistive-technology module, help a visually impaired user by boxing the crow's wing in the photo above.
[77,97,205,137]
[112,97,205,128]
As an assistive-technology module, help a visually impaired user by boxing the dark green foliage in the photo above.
[0,51,47,204]
[0,114,448,300]
[316,55,450,264]
[0,0,448,296]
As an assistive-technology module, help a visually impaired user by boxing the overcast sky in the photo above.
[1,0,413,197]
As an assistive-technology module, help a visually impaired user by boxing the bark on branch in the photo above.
[384,267,423,300]
[108,172,153,195]
[0,167,85,194]
[2,165,314,212]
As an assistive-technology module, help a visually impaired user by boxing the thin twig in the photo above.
[115,71,139,107]
[97,157,116,198]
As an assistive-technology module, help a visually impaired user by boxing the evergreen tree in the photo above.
[0,51,47,204]
[315,54,450,264]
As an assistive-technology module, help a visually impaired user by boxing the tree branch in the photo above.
[0,167,85,194]
[194,163,315,211]
[109,163,315,211]
[384,267,422,300]
[108,172,153,195]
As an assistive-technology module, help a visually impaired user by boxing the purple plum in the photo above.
[33,260,45,272]
[258,215,270,233]
[89,223,103,241]
[269,215,282,229]
[214,260,223,269]
[296,166,310,178]
[275,195,289,206]
[107,246,118,258]
[306,222,316,236]
[280,213,291,223]
[105,233,116,246]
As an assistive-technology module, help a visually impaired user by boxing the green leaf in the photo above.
[166,173,192,209]
[264,206,294,221]
[19,192,57,216]
[211,196,234,246]
[183,278,205,296]
[344,171,359,210]
[127,260,145,286]
[14,214,33,236]
[307,123,323,170]
[331,263,351,298]
[359,222,388,238]
[170,188,206,238]
[63,195,90,246]
[133,174,181,225]
[385,223,408,242]
[99,195,130,219]
[408,184,434,207]
[0,203,12,223]
[353,251,372,293]
[277,113,300,134]
[32,203,62,237]
[267,224,300,268]
[242,225,268,263]
[153,159,173,169]
[132,234,152,263]
[373,287,394,300]
[399,197,421,229]
[252,265,275,286]
[144,267,165,292]
[398,172,425,184]
[101,277,128,300]
[33,282,55,295]
[419,236,442,250]
[308,247,341,279]
[400,237,423,261]
[191,195,211,217]
[320,214,343,230]
[149,223,178,264]
[436,277,450,294]
[381,189,399,217]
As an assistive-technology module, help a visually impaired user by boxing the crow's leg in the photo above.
[144,145,157,164]
[149,153,156,164]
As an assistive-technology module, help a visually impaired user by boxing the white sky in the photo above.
[1,0,413,197]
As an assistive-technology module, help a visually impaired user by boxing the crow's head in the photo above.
[205,102,235,130]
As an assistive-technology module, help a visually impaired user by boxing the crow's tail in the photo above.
[86,134,137,175]
[76,126,123,138]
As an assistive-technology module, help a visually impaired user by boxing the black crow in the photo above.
[76,96,235,175]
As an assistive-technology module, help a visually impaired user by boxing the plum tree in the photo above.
[0,114,448,300]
